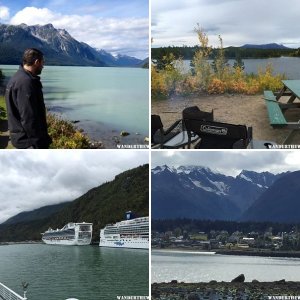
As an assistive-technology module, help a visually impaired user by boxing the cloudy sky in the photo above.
[0,0,148,58]
[152,150,300,176]
[152,0,300,48]
[0,150,149,224]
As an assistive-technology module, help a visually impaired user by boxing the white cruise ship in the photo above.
[41,222,93,246]
[99,212,149,249]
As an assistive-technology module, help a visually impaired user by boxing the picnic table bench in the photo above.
[264,81,300,143]
[264,90,287,127]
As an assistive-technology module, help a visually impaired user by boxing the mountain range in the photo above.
[151,165,298,223]
[0,164,149,242]
[0,23,145,67]
[240,43,290,49]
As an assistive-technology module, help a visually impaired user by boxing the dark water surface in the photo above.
[0,244,149,300]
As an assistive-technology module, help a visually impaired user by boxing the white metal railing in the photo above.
[0,282,26,300]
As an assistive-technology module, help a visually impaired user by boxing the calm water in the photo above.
[0,244,149,300]
[0,65,149,147]
[183,57,300,79]
[152,250,300,283]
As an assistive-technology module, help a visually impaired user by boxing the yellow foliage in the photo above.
[151,65,168,99]
[257,63,285,91]
[207,78,226,94]
[47,113,90,149]
[151,30,286,97]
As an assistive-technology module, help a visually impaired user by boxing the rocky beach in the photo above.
[152,279,300,299]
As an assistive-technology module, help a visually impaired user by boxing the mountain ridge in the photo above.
[242,170,300,223]
[152,165,285,221]
[240,43,290,49]
[0,23,144,67]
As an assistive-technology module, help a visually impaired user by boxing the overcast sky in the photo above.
[152,150,300,176]
[152,0,300,48]
[0,150,149,224]
[0,0,148,59]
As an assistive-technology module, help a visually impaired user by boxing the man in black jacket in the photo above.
[5,48,52,149]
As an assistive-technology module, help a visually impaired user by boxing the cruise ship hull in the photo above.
[99,238,149,249]
[41,222,93,246]
[99,213,149,249]
[42,238,91,246]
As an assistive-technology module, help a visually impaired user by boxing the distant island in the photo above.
[0,23,148,67]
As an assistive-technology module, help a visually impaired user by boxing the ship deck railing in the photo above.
[0,282,26,300]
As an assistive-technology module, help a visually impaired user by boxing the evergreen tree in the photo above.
[233,53,245,70]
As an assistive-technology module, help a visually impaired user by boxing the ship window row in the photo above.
[119,226,149,230]
[79,226,92,231]
[119,224,149,228]
[43,237,75,240]
[43,230,75,238]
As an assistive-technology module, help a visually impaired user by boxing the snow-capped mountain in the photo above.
[242,171,300,223]
[0,23,143,67]
[151,165,284,220]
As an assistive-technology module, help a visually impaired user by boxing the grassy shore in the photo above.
[0,95,12,149]
[0,95,102,149]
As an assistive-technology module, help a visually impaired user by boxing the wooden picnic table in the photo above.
[264,80,300,144]
[276,80,300,104]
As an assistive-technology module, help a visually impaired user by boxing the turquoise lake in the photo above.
[0,65,149,148]
[0,244,149,300]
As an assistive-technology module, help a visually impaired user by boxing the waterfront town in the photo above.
[152,228,300,253]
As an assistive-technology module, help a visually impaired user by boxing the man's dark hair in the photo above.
[22,48,44,66]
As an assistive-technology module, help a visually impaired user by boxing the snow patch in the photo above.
[208,180,228,195]
[191,180,215,192]
[31,32,50,44]
[240,174,253,182]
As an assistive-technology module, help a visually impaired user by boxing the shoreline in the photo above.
[49,108,148,149]
[152,247,300,258]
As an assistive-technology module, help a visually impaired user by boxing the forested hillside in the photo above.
[0,164,149,242]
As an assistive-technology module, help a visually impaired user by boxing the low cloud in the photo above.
[9,6,148,58]
[0,151,148,224]
[0,6,9,20]
[151,151,300,176]
[152,0,300,48]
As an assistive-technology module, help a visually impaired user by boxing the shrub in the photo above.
[152,29,286,97]
[207,78,226,94]
[0,96,6,121]
[47,113,90,149]
[257,64,285,91]
[151,65,169,99]
[192,26,213,90]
